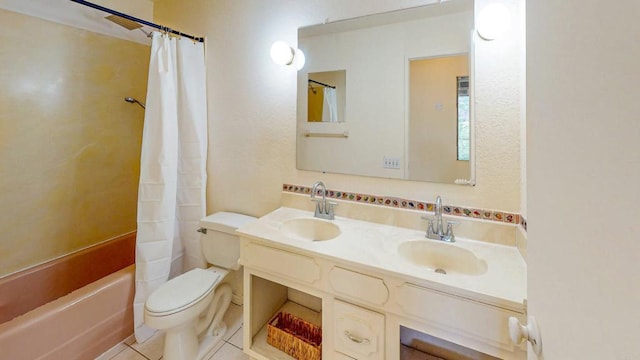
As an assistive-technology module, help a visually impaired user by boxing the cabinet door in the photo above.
[333,299,385,360]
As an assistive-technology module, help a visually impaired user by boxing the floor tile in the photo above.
[96,305,244,360]
[94,342,129,360]
[129,331,164,360]
[197,335,227,360]
[228,326,243,349]
[223,303,243,341]
[109,347,148,360]
[208,343,249,360]
[122,334,136,346]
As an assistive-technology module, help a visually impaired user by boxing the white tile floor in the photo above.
[96,303,249,360]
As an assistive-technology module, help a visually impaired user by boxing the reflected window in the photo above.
[457,76,470,161]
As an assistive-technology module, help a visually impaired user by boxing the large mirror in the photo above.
[296,0,474,184]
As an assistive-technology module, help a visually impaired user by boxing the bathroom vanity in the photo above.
[238,206,527,360]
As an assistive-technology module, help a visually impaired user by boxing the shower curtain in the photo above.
[322,87,338,122]
[133,32,208,343]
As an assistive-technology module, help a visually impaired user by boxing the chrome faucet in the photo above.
[423,195,457,242]
[310,181,337,220]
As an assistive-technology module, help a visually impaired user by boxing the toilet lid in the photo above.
[146,268,221,315]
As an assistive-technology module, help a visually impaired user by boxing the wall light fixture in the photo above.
[476,3,511,40]
[270,41,305,70]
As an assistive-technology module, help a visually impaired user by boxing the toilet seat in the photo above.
[146,268,223,317]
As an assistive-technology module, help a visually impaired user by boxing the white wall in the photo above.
[527,1,640,359]
[154,0,524,218]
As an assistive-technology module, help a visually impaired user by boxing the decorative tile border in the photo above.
[520,215,527,232]
[283,183,525,229]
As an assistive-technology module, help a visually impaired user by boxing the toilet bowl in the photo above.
[143,212,256,360]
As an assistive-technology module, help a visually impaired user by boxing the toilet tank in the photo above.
[199,212,256,270]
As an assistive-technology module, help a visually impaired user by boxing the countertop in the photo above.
[237,207,526,312]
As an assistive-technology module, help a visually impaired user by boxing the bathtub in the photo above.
[0,233,136,360]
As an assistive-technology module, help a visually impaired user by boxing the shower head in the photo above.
[125,97,146,109]
[105,15,141,30]
[105,15,152,37]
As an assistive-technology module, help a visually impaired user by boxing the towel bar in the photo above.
[303,131,349,138]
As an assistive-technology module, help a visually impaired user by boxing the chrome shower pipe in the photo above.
[124,97,146,109]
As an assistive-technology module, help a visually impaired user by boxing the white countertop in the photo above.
[237,207,526,312]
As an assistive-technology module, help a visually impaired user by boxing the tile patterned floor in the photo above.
[96,303,249,360]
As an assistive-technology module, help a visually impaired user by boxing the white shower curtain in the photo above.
[133,32,208,343]
[322,87,338,122]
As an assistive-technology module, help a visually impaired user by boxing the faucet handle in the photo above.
[428,221,437,235]
[310,197,322,207]
[326,201,338,217]
[445,221,460,241]
[446,220,460,229]
[421,216,437,237]
[420,215,436,224]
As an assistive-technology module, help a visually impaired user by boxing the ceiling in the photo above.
[0,0,153,45]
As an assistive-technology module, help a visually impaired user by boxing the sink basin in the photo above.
[279,218,341,241]
[397,240,487,275]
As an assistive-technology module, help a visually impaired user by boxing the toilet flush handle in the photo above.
[197,228,207,234]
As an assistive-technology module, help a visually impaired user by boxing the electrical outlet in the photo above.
[383,157,401,169]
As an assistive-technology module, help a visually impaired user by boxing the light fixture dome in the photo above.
[270,41,305,70]
[477,3,512,41]
[292,48,305,70]
[270,41,294,65]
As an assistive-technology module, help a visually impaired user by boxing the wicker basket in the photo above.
[266,311,322,360]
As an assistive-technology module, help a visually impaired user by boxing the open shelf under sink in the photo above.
[250,300,322,360]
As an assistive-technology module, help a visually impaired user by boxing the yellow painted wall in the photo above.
[0,9,149,277]
[307,87,323,122]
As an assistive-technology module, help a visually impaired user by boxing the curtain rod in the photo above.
[69,0,204,43]
[308,79,336,89]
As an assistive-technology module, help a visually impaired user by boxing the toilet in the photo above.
[144,212,256,360]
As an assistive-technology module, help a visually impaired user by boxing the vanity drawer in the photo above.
[329,267,389,306]
[397,283,523,351]
[243,243,320,284]
[333,351,356,359]
[333,299,385,360]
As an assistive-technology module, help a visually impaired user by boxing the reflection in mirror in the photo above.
[296,0,474,183]
[307,70,346,123]
[408,54,470,183]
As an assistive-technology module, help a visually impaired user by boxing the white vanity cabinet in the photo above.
[328,267,389,307]
[393,283,524,353]
[243,242,321,284]
[240,239,526,360]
